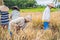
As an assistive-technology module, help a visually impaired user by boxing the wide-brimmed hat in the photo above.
[0,5,9,11]
[48,3,55,8]
[12,6,19,11]
[25,15,32,22]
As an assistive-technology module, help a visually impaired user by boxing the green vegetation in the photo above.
[51,8,58,12]
[9,7,57,13]
[20,7,45,12]
[4,0,36,9]
[21,8,57,12]
[3,0,60,12]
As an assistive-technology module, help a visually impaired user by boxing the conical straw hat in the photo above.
[48,3,55,8]
[0,5,9,11]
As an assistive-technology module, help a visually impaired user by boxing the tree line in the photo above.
[4,0,37,9]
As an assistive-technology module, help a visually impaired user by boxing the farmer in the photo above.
[9,15,32,35]
[42,3,55,30]
[0,5,9,29]
[8,6,20,36]
[9,6,20,28]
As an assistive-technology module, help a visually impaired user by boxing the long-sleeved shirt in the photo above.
[11,10,20,20]
[9,17,26,31]
[42,6,50,22]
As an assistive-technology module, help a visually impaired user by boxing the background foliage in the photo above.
[4,0,36,9]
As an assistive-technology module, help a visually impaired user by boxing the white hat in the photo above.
[0,5,9,11]
[47,2,55,7]
[25,15,32,22]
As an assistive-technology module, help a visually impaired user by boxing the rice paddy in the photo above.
[0,11,60,40]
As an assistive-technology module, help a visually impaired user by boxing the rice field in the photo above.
[0,11,60,40]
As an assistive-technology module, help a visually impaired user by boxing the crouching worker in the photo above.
[9,15,32,35]
[0,5,9,29]
[42,3,55,30]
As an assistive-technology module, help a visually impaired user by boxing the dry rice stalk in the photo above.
[35,29,53,40]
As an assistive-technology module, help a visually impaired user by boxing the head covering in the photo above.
[0,5,9,11]
[47,1,55,8]
[48,3,55,8]
[25,15,32,22]
[12,6,19,11]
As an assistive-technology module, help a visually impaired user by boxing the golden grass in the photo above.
[0,11,60,40]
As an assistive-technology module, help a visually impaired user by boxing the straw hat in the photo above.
[48,3,55,8]
[0,5,9,11]
[12,6,19,11]
[25,15,32,22]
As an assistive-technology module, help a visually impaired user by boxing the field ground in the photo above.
[0,9,60,40]
[16,11,60,40]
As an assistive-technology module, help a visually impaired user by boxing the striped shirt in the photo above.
[0,11,9,25]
